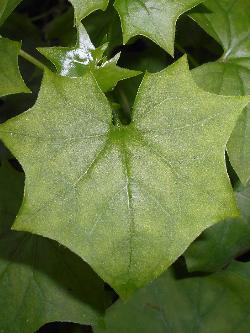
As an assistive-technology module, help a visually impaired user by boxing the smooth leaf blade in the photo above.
[0,56,249,297]
[114,0,204,55]
[190,0,250,184]
[0,37,30,97]
[0,161,105,333]
[94,261,250,333]
[69,0,109,23]
[0,0,22,26]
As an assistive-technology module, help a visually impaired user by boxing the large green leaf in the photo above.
[0,0,22,26]
[0,56,249,297]
[69,0,109,23]
[185,181,250,272]
[0,161,105,333]
[0,37,30,97]
[114,0,204,55]
[39,24,140,92]
[94,261,250,333]
[190,0,250,184]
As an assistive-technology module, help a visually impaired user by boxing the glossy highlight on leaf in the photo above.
[114,0,204,55]
[0,56,249,298]
[39,24,140,92]
[190,0,250,184]
[0,37,30,97]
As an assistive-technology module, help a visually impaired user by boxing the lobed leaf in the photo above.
[0,37,30,97]
[190,0,250,184]
[0,56,249,297]
[39,24,140,92]
[69,0,109,24]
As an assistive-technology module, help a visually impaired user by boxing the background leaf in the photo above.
[0,0,22,26]
[190,0,250,184]
[69,0,109,24]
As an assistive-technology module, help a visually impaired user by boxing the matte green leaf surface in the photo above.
[94,261,250,333]
[0,56,249,297]
[39,24,140,92]
[185,181,250,272]
[190,0,250,184]
[69,0,109,23]
[0,37,30,97]
[0,0,22,26]
[114,0,204,55]
[0,162,105,333]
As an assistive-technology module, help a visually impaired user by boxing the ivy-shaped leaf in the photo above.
[94,261,250,333]
[190,0,250,184]
[114,0,204,55]
[0,56,249,297]
[39,24,140,92]
[69,0,109,24]
[185,181,250,272]
[0,37,30,97]
[0,161,105,333]
[0,0,22,26]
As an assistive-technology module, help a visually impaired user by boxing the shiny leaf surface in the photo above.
[94,261,250,333]
[0,56,249,297]
[114,0,204,55]
[39,24,140,92]
[190,0,250,184]
[0,37,30,97]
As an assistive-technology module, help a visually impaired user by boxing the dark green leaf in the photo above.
[94,261,250,333]
[0,0,22,26]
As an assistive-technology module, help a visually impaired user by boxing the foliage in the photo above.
[0,0,250,332]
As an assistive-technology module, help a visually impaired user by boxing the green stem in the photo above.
[175,42,199,68]
[19,49,47,71]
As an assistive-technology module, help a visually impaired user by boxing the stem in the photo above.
[175,42,199,68]
[19,49,47,71]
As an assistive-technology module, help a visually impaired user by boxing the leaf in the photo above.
[0,0,22,26]
[185,181,250,272]
[69,0,109,24]
[94,261,250,333]
[0,161,105,333]
[39,24,140,92]
[0,37,30,97]
[0,56,249,298]
[114,0,204,55]
[190,0,250,184]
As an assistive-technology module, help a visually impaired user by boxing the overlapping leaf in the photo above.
[0,0,22,26]
[190,0,250,184]
[185,181,250,272]
[0,161,105,333]
[0,56,249,297]
[69,0,109,23]
[94,261,250,333]
[114,0,204,55]
[0,37,30,97]
[39,24,140,92]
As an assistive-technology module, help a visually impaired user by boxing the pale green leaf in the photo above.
[94,261,250,333]
[190,0,250,184]
[185,181,250,272]
[0,161,105,333]
[0,37,30,97]
[114,0,204,55]
[69,0,109,23]
[0,56,249,297]
[38,24,140,92]
[0,0,22,26]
